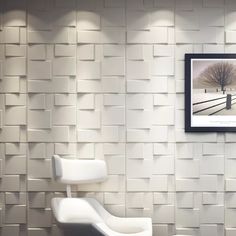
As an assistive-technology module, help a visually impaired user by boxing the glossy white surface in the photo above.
[52,155,107,184]
[51,197,152,236]
[51,155,152,235]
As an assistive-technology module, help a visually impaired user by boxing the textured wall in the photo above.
[1,0,236,235]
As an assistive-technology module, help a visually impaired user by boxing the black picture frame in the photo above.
[185,53,236,132]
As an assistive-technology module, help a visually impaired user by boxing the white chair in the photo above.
[51,155,152,236]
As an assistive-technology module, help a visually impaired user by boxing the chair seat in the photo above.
[51,197,152,236]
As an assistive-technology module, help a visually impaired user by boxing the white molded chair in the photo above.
[51,155,152,236]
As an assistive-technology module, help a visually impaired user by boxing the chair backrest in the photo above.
[52,155,107,184]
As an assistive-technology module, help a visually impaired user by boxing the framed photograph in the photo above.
[185,53,236,132]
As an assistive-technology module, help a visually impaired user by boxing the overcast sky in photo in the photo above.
[192,59,236,80]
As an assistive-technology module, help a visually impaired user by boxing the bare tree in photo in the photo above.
[199,62,236,94]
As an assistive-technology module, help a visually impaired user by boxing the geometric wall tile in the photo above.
[200,156,224,175]
[102,107,125,125]
[1,225,20,236]
[28,209,52,227]
[0,175,20,191]
[4,57,26,76]
[176,192,194,208]
[5,107,26,125]
[102,29,125,44]
[106,155,125,175]
[53,106,76,125]
[53,57,76,76]
[102,58,125,76]
[77,11,101,30]
[28,110,51,129]
[77,110,100,129]
[3,9,26,26]
[28,45,46,60]
[0,1,235,235]
[5,45,26,57]
[102,9,125,28]
[5,94,26,106]
[127,77,168,93]
[5,192,26,205]
[55,45,76,57]
[200,205,224,224]
[103,45,125,57]
[0,77,21,93]
[153,205,175,224]
[200,225,219,236]
[176,160,200,178]
[151,9,174,27]
[127,61,150,79]
[127,45,144,60]
[28,160,51,178]
[127,159,152,178]
[5,205,27,224]
[56,94,76,108]
[77,61,100,79]
[151,57,174,76]
[28,61,51,79]
[29,192,46,208]
[77,44,94,60]
[176,209,200,227]
[4,27,20,44]
[28,127,71,142]
[5,155,26,174]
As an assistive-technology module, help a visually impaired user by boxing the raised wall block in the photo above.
[0,0,234,235]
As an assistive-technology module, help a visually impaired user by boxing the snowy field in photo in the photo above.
[192,89,236,116]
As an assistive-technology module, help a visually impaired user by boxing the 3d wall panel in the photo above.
[0,0,235,235]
